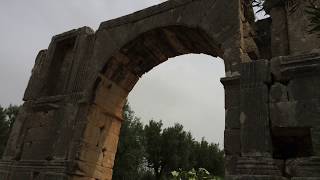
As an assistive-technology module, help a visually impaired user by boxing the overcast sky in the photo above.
[0,0,226,146]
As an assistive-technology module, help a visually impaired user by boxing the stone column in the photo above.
[235,60,283,178]
[221,76,241,176]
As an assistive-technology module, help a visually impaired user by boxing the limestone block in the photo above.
[52,105,79,159]
[311,127,320,156]
[240,60,271,86]
[270,56,282,81]
[77,143,103,164]
[288,77,320,101]
[10,172,31,180]
[94,77,128,119]
[23,50,48,101]
[101,150,116,168]
[44,174,67,180]
[224,129,241,155]
[220,76,240,108]
[240,95,272,155]
[225,155,239,175]
[270,101,297,127]
[102,132,120,153]
[270,83,288,103]
[226,175,288,180]
[225,107,240,129]
[72,160,113,180]
[270,100,320,127]
[0,172,9,180]
[286,157,320,177]
[21,140,52,160]
[270,6,289,57]
[287,0,320,54]
[236,157,282,175]
[82,122,101,146]
[243,37,259,60]
[240,60,272,155]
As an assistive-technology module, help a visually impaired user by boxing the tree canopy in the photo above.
[113,103,225,180]
[0,105,20,156]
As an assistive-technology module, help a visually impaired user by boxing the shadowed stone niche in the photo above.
[1,0,320,179]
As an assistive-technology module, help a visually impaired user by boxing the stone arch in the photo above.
[4,0,311,179]
[92,25,225,113]
[88,0,244,84]
[83,24,228,180]
[66,0,245,178]
[2,0,320,179]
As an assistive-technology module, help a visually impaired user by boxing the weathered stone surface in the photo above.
[270,100,320,128]
[225,155,239,175]
[286,0,320,55]
[270,5,289,57]
[2,0,320,179]
[225,107,240,129]
[288,77,320,101]
[312,127,320,156]
[226,175,288,180]
[0,172,9,180]
[221,76,240,109]
[224,129,241,155]
[44,174,67,180]
[236,157,282,176]
[270,83,288,103]
[286,157,320,177]
[240,60,272,156]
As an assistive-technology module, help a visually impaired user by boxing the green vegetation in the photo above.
[0,105,20,156]
[113,103,225,180]
[171,168,223,180]
[306,4,320,36]
[0,103,224,179]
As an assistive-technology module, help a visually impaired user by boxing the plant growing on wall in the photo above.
[306,3,320,35]
[171,168,223,180]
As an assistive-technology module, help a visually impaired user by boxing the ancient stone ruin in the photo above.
[1,0,320,179]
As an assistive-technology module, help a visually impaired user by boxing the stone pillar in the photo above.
[240,60,272,156]
[221,76,241,175]
[235,60,283,178]
[0,27,96,180]
[270,4,289,57]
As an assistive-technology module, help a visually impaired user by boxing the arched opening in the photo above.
[111,53,225,179]
[92,25,224,115]
[84,25,228,179]
[127,54,225,145]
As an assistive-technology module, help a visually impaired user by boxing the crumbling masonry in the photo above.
[1,0,320,179]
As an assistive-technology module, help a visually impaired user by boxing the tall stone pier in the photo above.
[0,0,320,179]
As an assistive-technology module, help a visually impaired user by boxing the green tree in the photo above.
[144,120,164,180]
[5,105,20,129]
[112,103,146,180]
[144,121,225,179]
[0,106,8,156]
[113,104,225,179]
[160,124,193,177]
[191,138,225,177]
[0,105,20,157]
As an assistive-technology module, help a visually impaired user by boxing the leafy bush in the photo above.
[171,168,223,180]
[306,4,320,36]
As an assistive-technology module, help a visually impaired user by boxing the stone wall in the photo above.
[1,0,320,179]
